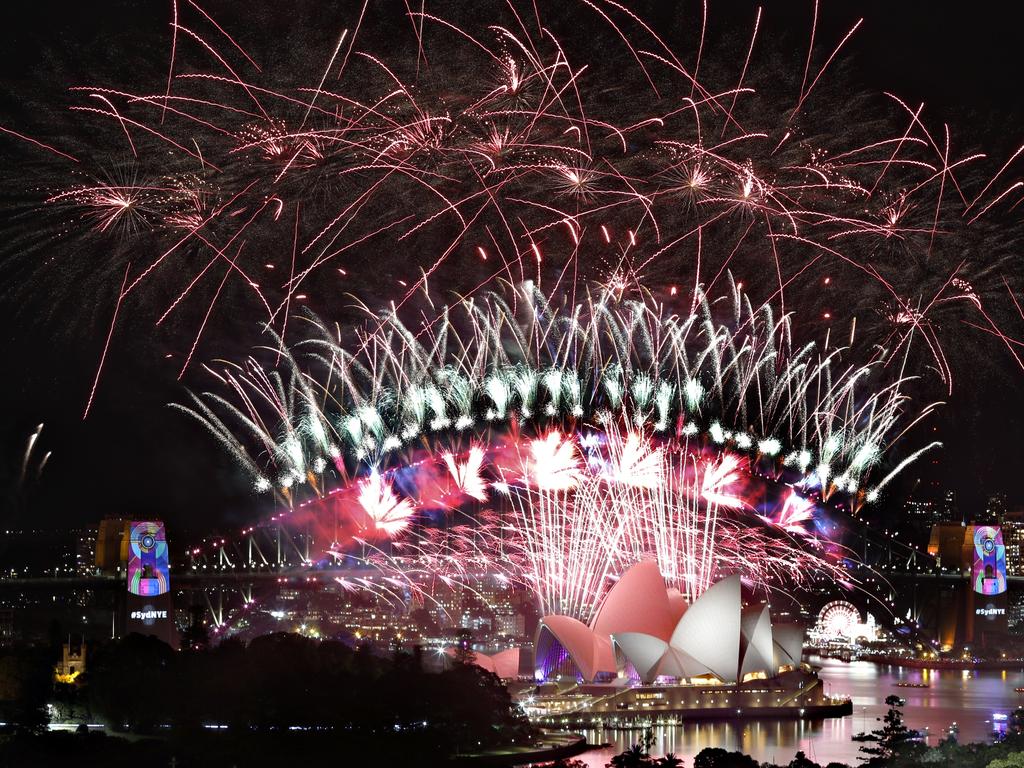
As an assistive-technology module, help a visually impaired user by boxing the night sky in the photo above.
[1,1,1022,537]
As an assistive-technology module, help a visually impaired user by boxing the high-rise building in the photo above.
[986,493,1009,524]
[1002,509,1024,576]
[942,490,958,522]
[904,488,958,527]
[494,610,526,639]
[1009,592,1024,631]
[75,530,97,576]
[905,497,941,525]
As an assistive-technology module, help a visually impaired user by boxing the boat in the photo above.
[895,682,929,688]
[1014,687,1024,693]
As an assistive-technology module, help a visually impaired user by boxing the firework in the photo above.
[176,283,935,506]
[441,446,488,502]
[3,2,1020,411]
[6,0,1012,622]
[175,282,927,617]
[356,471,416,536]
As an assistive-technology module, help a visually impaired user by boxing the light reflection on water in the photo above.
[570,658,1024,767]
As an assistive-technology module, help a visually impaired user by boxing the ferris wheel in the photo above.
[816,600,863,641]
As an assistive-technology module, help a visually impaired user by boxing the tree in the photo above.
[1011,708,1024,736]
[789,752,820,768]
[693,747,758,768]
[0,649,51,734]
[56,629,537,760]
[607,726,661,768]
[86,633,174,732]
[453,628,475,665]
[609,744,654,768]
[855,695,920,766]
[988,754,1024,768]
[642,726,656,755]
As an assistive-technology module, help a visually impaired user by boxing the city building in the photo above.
[0,527,103,578]
[905,497,943,526]
[494,610,526,639]
[534,563,803,684]
[521,562,848,724]
[987,493,1009,524]
[942,490,959,521]
[1008,592,1024,631]
[904,486,957,521]
[54,637,86,684]
[1002,509,1024,576]
[74,530,97,576]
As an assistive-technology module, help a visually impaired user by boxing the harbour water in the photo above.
[572,657,1024,766]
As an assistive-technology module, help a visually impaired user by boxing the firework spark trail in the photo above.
[83,262,132,419]
[357,471,416,535]
[19,423,48,486]
[7,1,1017,411]
[442,445,488,502]
[0,125,79,163]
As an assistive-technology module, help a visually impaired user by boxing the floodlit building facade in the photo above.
[927,524,1009,647]
[468,647,521,678]
[534,562,804,685]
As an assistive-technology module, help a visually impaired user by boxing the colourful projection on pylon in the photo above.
[128,521,169,597]
[972,525,1007,596]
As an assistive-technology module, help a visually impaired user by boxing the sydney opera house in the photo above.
[519,563,851,723]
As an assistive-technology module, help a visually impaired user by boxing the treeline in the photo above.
[1,632,535,766]
[580,740,1024,768]
[0,646,50,733]
[93,633,527,737]
[677,739,1024,768]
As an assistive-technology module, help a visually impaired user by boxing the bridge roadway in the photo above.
[3,566,1014,634]
[861,570,1024,584]
[0,567,409,590]
[3,568,1023,590]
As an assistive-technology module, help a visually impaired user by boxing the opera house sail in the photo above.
[524,562,850,723]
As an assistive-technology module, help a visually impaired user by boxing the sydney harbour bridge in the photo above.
[0,509,1013,646]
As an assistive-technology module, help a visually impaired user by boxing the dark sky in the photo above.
[1,1,1022,537]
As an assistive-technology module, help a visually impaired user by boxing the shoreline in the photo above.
[533,700,853,729]
[857,654,1024,671]
[452,731,591,766]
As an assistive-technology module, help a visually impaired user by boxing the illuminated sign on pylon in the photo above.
[972,526,1007,596]
[125,521,175,646]
[128,521,169,596]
